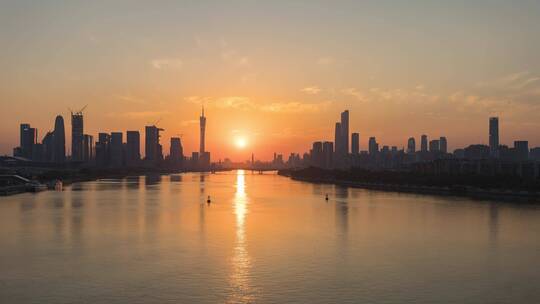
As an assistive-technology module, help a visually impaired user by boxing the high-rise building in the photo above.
[369,137,378,155]
[82,134,94,161]
[340,110,349,155]
[407,137,416,154]
[42,131,54,162]
[126,131,141,166]
[439,137,447,153]
[334,122,341,156]
[200,107,206,154]
[170,137,184,161]
[429,140,440,152]
[421,134,428,152]
[351,133,359,155]
[514,141,529,161]
[71,112,84,161]
[53,115,66,163]
[95,133,110,167]
[18,123,37,159]
[311,141,323,168]
[110,132,123,167]
[322,141,334,169]
[489,117,499,157]
[145,125,163,162]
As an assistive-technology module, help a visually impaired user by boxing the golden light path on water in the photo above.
[227,169,258,303]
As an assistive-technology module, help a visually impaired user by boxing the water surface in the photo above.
[1,170,539,303]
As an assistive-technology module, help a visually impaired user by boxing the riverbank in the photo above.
[279,168,540,201]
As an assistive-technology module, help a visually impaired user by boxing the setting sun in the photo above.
[234,137,248,149]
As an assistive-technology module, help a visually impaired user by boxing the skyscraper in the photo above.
[53,115,66,163]
[421,134,428,152]
[200,107,206,154]
[170,137,183,161]
[489,117,499,157]
[407,137,416,154]
[145,125,163,162]
[110,132,123,167]
[429,140,440,152]
[42,131,54,162]
[340,110,349,155]
[322,141,334,169]
[82,134,94,161]
[19,123,37,159]
[351,133,359,155]
[334,122,341,156]
[95,133,110,167]
[369,137,378,155]
[126,131,141,166]
[514,141,529,161]
[439,137,447,153]
[311,141,323,168]
[71,111,84,161]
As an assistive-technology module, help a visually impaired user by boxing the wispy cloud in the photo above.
[341,88,367,101]
[185,95,331,113]
[150,58,183,69]
[301,86,321,95]
[260,101,331,113]
[181,119,198,126]
[113,95,147,104]
[316,56,335,66]
[111,111,171,119]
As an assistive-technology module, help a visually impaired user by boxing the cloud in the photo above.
[186,95,331,113]
[301,86,321,95]
[113,111,171,119]
[317,56,335,66]
[113,95,147,104]
[260,101,332,113]
[181,119,198,126]
[151,58,183,69]
[341,88,367,101]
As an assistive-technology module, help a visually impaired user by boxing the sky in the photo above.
[1,0,539,161]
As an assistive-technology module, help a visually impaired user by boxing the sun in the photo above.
[234,137,248,149]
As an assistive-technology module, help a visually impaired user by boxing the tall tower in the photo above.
[351,133,359,155]
[53,115,66,163]
[489,117,499,157]
[71,111,84,161]
[340,110,349,155]
[200,106,206,154]
[421,134,428,152]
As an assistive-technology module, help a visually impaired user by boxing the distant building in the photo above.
[145,125,163,162]
[53,115,66,163]
[95,133,110,167]
[200,107,206,154]
[421,135,428,152]
[439,137,447,153]
[464,144,490,160]
[82,134,94,161]
[351,133,359,155]
[489,117,499,157]
[322,141,334,169]
[340,110,349,155]
[42,131,54,162]
[368,137,378,155]
[126,131,141,166]
[311,141,323,168]
[429,140,440,152]
[170,137,183,161]
[110,132,123,167]
[530,147,540,161]
[334,122,341,157]
[18,123,37,159]
[71,112,84,161]
[407,137,416,154]
[514,141,529,161]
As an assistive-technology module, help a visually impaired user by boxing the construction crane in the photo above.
[68,104,88,115]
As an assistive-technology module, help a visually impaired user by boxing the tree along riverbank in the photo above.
[279,167,540,201]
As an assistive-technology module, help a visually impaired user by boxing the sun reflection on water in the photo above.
[228,169,258,303]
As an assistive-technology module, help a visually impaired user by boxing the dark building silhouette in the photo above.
[514,141,529,161]
[95,133,110,167]
[439,137,447,153]
[351,133,359,155]
[310,141,323,168]
[489,117,499,158]
[429,139,440,152]
[421,134,428,152]
[369,137,378,155]
[110,132,123,167]
[17,123,37,159]
[334,122,341,156]
[200,107,206,154]
[170,137,184,161]
[82,134,94,161]
[340,110,349,155]
[322,141,334,169]
[42,131,54,162]
[407,137,416,153]
[53,115,66,163]
[145,125,163,162]
[71,111,84,161]
[126,131,141,166]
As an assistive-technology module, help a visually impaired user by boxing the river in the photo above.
[1,170,539,303]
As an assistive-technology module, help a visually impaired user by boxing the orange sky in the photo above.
[1,1,539,161]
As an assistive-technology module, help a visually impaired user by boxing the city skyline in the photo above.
[1,1,540,160]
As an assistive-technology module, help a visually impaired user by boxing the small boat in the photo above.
[54,180,63,191]
[325,193,329,201]
[207,195,211,204]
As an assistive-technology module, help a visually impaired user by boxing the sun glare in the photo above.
[235,137,247,149]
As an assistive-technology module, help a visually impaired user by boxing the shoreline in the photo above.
[281,173,540,202]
